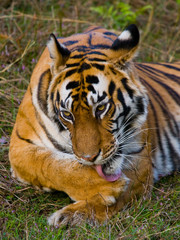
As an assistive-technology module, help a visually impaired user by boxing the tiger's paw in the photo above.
[48,206,85,227]
[48,200,110,227]
[48,175,130,227]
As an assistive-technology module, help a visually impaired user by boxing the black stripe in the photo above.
[103,35,115,42]
[63,40,79,46]
[65,69,77,78]
[108,81,115,96]
[121,78,134,99]
[66,81,79,90]
[136,96,145,114]
[136,64,180,105]
[104,31,117,37]
[66,63,80,68]
[164,131,180,171]
[29,86,33,95]
[148,99,166,168]
[16,130,34,145]
[155,63,180,72]
[32,86,67,143]
[35,112,68,153]
[65,92,73,104]
[78,62,91,73]
[109,66,117,75]
[141,78,179,136]
[137,63,180,86]
[72,93,79,101]
[71,46,89,52]
[87,51,107,56]
[88,33,92,46]
[117,88,126,110]
[110,128,119,134]
[53,116,66,132]
[87,57,106,62]
[51,92,54,101]
[60,100,65,108]
[71,54,84,59]
[86,75,99,84]
[56,91,60,102]
[92,44,111,49]
[97,91,107,102]
[108,101,116,119]
[54,100,58,115]
[92,63,105,71]
[82,91,87,98]
[139,74,179,136]
[37,69,51,115]
[87,85,96,93]
[111,107,130,124]
[72,45,110,51]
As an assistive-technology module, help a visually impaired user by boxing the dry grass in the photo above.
[0,0,180,239]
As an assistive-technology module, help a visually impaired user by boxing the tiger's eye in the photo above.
[60,111,73,121]
[97,105,105,111]
[63,111,71,117]
[95,104,107,118]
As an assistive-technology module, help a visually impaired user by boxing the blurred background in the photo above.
[0,1,180,239]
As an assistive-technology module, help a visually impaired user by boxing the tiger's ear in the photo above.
[108,24,140,64]
[47,33,71,75]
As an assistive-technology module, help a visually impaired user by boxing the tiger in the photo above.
[9,24,180,226]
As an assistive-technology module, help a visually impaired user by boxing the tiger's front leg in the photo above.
[47,155,153,227]
[9,130,128,225]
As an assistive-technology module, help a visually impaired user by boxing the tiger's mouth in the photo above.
[93,146,122,182]
[93,152,123,182]
[94,164,122,182]
[76,147,122,182]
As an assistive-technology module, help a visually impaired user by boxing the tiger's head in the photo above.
[46,25,148,182]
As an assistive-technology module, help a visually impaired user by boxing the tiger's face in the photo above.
[47,25,148,181]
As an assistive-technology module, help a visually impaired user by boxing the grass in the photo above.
[0,0,180,239]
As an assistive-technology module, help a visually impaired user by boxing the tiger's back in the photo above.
[136,62,180,179]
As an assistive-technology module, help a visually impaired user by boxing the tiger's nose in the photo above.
[81,153,99,162]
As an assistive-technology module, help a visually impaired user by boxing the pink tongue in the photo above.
[95,165,121,182]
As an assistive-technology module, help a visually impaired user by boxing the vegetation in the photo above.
[0,0,179,239]
[91,2,153,30]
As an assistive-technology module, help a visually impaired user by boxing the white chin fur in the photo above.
[103,156,124,175]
